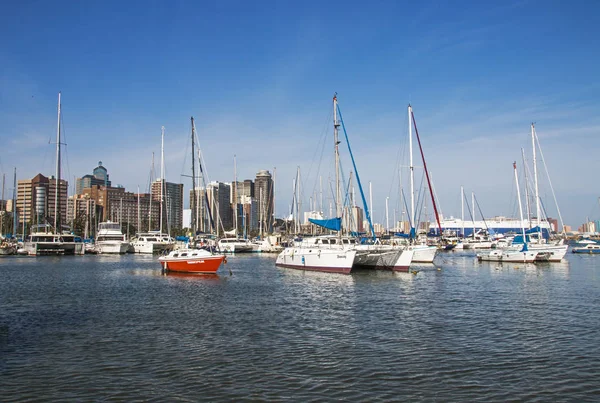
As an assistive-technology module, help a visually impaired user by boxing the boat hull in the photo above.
[477,250,540,263]
[96,241,130,254]
[572,247,600,254]
[24,242,85,256]
[159,255,225,273]
[353,246,414,272]
[275,248,356,274]
[411,245,437,263]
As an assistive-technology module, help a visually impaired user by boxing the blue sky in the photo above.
[1,0,599,228]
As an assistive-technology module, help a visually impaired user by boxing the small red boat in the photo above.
[158,249,226,273]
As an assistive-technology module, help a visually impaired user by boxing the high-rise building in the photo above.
[206,181,232,234]
[255,170,274,232]
[16,174,68,230]
[76,161,112,195]
[190,186,212,233]
[81,185,160,233]
[151,179,184,231]
[232,180,254,204]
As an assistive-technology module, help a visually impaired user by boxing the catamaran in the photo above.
[23,93,84,256]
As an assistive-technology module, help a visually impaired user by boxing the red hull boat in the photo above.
[158,249,225,273]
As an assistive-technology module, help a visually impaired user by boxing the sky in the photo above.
[1,0,599,229]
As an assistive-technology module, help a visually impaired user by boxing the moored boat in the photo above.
[158,248,225,273]
[572,239,600,254]
[95,221,130,254]
[218,237,253,253]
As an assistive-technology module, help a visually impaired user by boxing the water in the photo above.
[1,252,599,401]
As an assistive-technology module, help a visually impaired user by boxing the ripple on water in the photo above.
[0,253,599,400]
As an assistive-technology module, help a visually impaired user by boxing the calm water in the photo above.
[1,251,599,401]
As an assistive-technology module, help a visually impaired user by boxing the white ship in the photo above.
[430,216,553,237]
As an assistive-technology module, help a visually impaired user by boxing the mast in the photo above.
[259,187,263,238]
[531,123,541,234]
[408,104,415,236]
[272,167,276,233]
[514,161,528,247]
[190,117,196,235]
[521,148,532,227]
[410,108,443,239]
[233,155,238,236]
[137,186,140,233]
[333,95,341,226]
[296,167,300,234]
[160,126,165,234]
[1,174,4,235]
[333,95,341,219]
[472,191,475,238]
[461,186,464,238]
[385,196,389,235]
[12,168,17,236]
[149,152,154,232]
[54,92,61,232]
[369,181,373,234]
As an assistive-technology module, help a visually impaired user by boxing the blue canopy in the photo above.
[393,228,416,239]
[309,217,342,231]
[525,226,542,234]
[512,235,530,244]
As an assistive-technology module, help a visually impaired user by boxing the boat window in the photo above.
[180,253,187,257]
[330,239,337,244]
[173,254,178,258]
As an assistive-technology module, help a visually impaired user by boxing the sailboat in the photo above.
[132,127,175,254]
[217,155,253,253]
[275,94,357,274]
[509,123,568,261]
[478,162,543,263]
[24,92,85,256]
[393,104,438,263]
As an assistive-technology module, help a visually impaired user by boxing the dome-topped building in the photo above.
[76,161,112,194]
[92,161,109,186]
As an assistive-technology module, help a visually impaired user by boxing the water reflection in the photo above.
[162,272,220,282]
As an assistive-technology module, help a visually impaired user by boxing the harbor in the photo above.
[2,1,600,401]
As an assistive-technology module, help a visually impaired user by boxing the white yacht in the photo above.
[131,232,175,254]
[95,221,130,254]
[217,237,253,253]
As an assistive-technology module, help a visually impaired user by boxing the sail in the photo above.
[309,217,342,231]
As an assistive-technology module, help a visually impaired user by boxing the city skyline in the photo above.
[1,1,599,228]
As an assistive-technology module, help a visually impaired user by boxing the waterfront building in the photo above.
[240,194,258,233]
[232,180,254,204]
[67,195,97,237]
[76,161,112,195]
[17,174,68,229]
[254,170,274,232]
[81,185,160,233]
[343,205,364,234]
[206,181,232,234]
[151,179,184,231]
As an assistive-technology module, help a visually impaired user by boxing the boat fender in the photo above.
[301,256,305,265]
[223,257,227,264]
